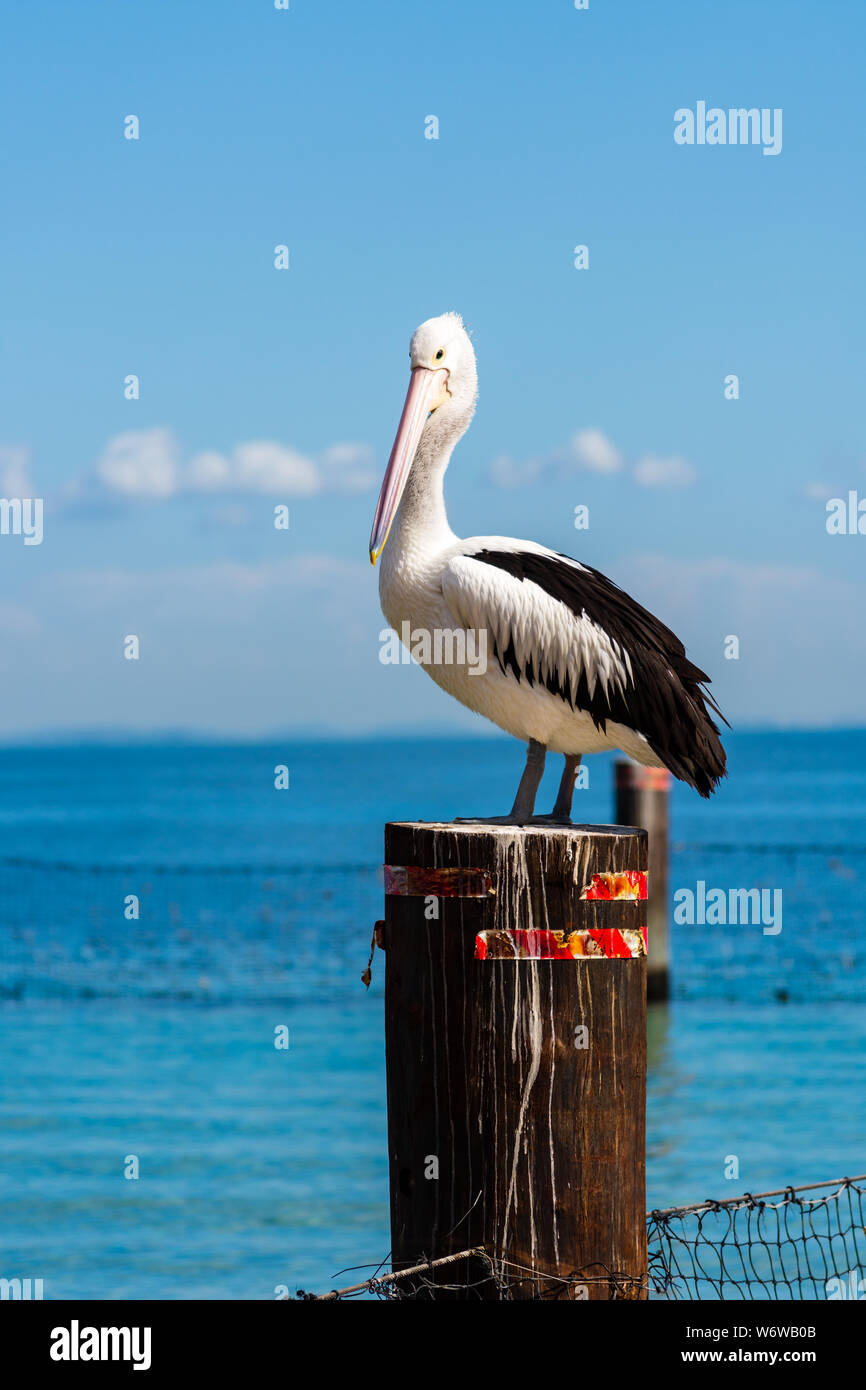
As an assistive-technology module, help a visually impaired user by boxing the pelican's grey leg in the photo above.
[509,739,547,823]
[550,754,582,823]
[452,738,547,825]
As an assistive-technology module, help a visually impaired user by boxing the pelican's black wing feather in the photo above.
[473,548,727,797]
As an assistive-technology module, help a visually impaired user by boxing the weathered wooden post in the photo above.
[615,762,671,1003]
[382,821,647,1300]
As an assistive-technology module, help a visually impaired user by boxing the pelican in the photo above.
[370,313,727,822]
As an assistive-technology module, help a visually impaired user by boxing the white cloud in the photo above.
[220,441,320,495]
[488,429,626,487]
[569,428,622,474]
[320,442,378,493]
[803,481,833,501]
[0,445,35,496]
[186,450,232,492]
[96,428,179,499]
[633,454,696,488]
[489,431,700,491]
[72,428,375,507]
[488,453,541,488]
[0,600,42,635]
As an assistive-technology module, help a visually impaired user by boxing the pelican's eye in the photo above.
[435,348,445,361]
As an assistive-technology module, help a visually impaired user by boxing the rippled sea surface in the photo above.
[1,733,864,1297]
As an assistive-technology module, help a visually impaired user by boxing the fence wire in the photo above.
[291,1176,866,1300]
[296,1249,648,1301]
[648,1175,866,1300]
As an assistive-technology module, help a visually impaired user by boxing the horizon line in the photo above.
[0,724,864,749]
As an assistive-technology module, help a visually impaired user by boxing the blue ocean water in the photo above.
[0,733,864,1298]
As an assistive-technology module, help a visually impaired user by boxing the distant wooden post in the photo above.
[615,762,671,1003]
[382,821,647,1301]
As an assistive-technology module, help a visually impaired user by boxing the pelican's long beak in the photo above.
[369,366,450,564]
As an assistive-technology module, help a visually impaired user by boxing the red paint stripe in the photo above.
[385,865,494,898]
[474,927,646,960]
[581,870,647,901]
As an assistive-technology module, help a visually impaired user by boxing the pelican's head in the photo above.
[369,312,477,564]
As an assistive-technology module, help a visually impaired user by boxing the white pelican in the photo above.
[370,313,727,822]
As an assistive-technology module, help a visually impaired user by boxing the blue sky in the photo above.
[1,0,864,736]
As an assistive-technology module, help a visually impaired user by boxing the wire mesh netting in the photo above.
[648,1175,866,1300]
[294,1249,647,1300]
[293,1177,866,1300]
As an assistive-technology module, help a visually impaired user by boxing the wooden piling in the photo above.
[615,762,671,1002]
[382,821,647,1300]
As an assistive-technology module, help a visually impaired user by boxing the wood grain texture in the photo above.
[383,821,647,1300]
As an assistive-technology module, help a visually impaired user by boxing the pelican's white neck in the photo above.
[388,433,457,555]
